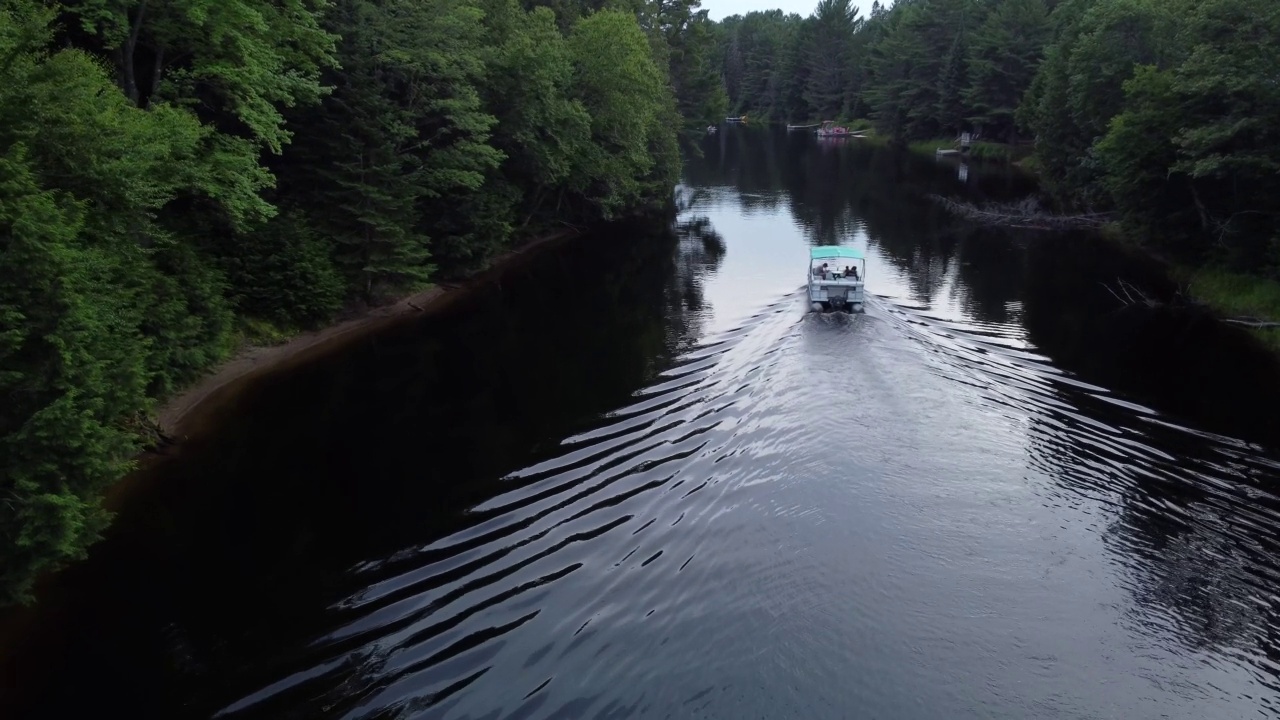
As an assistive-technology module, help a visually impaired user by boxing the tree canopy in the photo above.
[0,0,722,605]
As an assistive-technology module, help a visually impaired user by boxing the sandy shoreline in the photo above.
[152,229,581,442]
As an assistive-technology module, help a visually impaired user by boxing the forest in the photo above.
[713,0,1280,279]
[2,0,1277,607]
[0,0,724,605]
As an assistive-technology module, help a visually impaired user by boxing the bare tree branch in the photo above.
[1222,318,1280,329]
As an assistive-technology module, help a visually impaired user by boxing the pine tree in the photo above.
[964,0,1050,142]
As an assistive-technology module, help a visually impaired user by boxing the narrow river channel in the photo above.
[7,126,1280,719]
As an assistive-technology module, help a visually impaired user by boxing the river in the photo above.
[7,126,1280,719]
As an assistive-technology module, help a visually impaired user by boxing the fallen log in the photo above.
[927,194,1111,230]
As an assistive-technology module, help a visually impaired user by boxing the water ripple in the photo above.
[213,286,1280,720]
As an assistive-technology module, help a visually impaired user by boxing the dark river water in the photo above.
[8,127,1280,719]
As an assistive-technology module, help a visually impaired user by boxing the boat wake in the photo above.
[213,294,811,719]
[212,286,1280,720]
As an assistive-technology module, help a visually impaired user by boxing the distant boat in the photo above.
[707,125,717,133]
[725,115,748,123]
[787,123,819,130]
[816,120,862,138]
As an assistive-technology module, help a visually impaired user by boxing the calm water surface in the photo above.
[7,127,1280,719]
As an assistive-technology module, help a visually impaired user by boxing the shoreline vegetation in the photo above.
[1,0,726,606]
[0,226,583,654]
[150,228,582,447]
[710,0,1279,353]
[1175,268,1280,352]
[924,195,1280,345]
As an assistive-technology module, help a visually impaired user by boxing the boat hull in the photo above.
[807,280,865,313]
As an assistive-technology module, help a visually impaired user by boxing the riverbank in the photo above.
[0,226,581,618]
[0,220,623,718]
[149,228,583,449]
[1175,266,1280,352]
[1089,223,1280,353]
[925,191,1280,357]
[3,220,661,716]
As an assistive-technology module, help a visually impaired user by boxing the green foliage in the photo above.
[716,0,1280,284]
[1178,267,1280,351]
[1086,0,1280,272]
[1093,67,1187,241]
[234,316,299,347]
[1,0,706,604]
[964,0,1049,142]
[273,0,495,294]
[0,2,242,603]
[804,0,860,119]
[479,0,591,225]
[1019,0,1172,203]
[645,0,727,135]
[568,10,678,218]
[217,209,344,328]
[61,0,338,151]
[0,143,141,606]
[1184,268,1280,324]
[1161,0,1280,271]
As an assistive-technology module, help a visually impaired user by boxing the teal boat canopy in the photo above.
[810,245,863,261]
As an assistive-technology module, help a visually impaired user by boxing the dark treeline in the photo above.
[0,0,725,604]
[714,0,1280,275]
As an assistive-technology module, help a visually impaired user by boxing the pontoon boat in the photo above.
[807,246,865,313]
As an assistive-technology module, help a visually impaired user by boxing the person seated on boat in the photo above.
[847,266,860,281]
[813,262,828,278]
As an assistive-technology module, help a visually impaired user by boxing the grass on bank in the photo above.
[232,316,300,348]
[905,138,1030,162]
[1103,220,1280,352]
[1179,267,1280,351]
